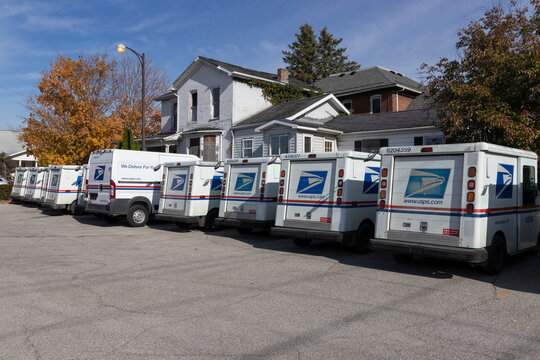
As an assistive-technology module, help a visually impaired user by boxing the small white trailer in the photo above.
[370,143,540,274]
[155,161,224,230]
[217,157,281,233]
[23,167,47,202]
[85,149,198,226]
[272,151,381,252]
[42,165,83,213]
[10,167,29,201]
[38,167,51,205]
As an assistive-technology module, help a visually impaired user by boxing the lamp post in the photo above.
[117,43,146,151]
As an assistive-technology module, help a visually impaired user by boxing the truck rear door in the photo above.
[88,162,111,206]
[389,155,464,237]
[47,169,61,202]
[162,166,190,214]
[284,160,336,226]
[225,164,260,215]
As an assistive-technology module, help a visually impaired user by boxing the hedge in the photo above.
[0,185,13,200]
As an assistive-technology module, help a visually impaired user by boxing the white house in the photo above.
[0,130,38,178]
[152,56,312,161]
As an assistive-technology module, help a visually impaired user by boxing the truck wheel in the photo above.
[483,235,506,275]
[351,223,373,254]
[293,238,312,247]
[393,253,414,263]
[127,205,149,227]
[237,227,252,234]
[203,209,219,232]
[68,201,77,215]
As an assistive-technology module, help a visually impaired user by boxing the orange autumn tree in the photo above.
[21,54,122,165]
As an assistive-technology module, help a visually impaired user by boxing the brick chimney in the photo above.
[277,68,289,83]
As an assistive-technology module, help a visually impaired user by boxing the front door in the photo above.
[203,135,217,161]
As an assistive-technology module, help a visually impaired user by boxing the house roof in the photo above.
[315,66,422,96]
[0,130,27,155]
[323,109,439,133]
[232,94,345,129]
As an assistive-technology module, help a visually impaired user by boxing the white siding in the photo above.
[232,81,273,124]
[296,102,339,120]
[233,128,264,158]
[338,129,445,151]
[160,99,175,133]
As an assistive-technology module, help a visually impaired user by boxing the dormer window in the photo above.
[370,95,381,114]
[190,91,197,122]
[342,99,352,111]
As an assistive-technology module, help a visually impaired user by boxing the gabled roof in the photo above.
[163,56,315,97]
[323,109,439,134]
[315,66,422,96]
[232,94,348,129]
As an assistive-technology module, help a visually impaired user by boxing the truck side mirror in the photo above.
[153,164,161,171]
[268,156,278,165]
[364,150,378,162]
[214,161,223,170]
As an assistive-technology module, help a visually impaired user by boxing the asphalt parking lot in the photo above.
[0,204,539,359]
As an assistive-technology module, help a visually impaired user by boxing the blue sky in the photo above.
[0,0,496,129]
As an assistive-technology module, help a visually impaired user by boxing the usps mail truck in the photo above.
[272,152,381,252]
[38,167,51,205]
[10,167,29,201]
[155,161,224,230]
[371,143,539,274]
[23,167,47,202]
[74,164,89,214]
[217,157,281,233]
[42,165,83,212]
[85,149,198,227]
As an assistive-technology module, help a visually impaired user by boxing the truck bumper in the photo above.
[86,199,129,216]
[215,217,274,229]
[41,202,67,210]
[370,238,488,264]
[271,226,344,242]
[155,213,200,224]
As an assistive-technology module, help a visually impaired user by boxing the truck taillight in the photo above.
[280,179,284,186]
[336,198,342,205]
[379,200,386,209]
[279,188,284,194]
[190,173,193,179]
[421,147,433,152]
[468,167,476,177]
[381,179,387,188]
[223,172,227,178]
[261,186,265,193]
[162,174,165,179]
[338,179,343,187]
[466,203,474,214]
[110,180,116,199]
[308,154,316,158]
[380,190,386,199]
[467,192,475,202]
[281,170,285,177]
[337,189,342,197]
[468,180,475,190]
[338,169,344,177]
[85,179,88,197]
[261,180,265,186]
[262,172,266,179]
[278,196,283,202]
[381,168,388,177]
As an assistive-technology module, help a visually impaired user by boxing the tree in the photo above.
[422,1,540,152]
[117,127,139,150]
[283,24,360,84]
[317,27,361,80]
[21,54,121,165]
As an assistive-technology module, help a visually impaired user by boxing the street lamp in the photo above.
[117,43,146,151]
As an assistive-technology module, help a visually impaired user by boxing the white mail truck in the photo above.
[85,149,198,227]
[155,161,224,230]
[272,151,381,252]
[38,167,51,205]
[74,164,89,214]
[23,167,47,202]
[10,167,29,201]
[217,157,281,233]
[42,165,83,212]
[370,143,539,274]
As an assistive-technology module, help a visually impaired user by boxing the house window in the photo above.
[211,87,220,119]
[189,137,200,157]
[171,102,177,132]
[304,135,312,153]
[414,136,423,146]
[354,140,362,152]
[270,135,289,155]
[370,95,381,114]
[424,136,444,145]
[242,138,253,158]
[190,92,197,122]
[324,139,335,152]
[361,138,388,152]
[342,99,352,111]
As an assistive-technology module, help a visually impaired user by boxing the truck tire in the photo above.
[68,200,77,215]
[351,223,373,254]
[293,238,312,247]
[203,209,219,232]
[127,204,149,227]
[482,234,506,275]
[393,253,414,263]
[237,227,252,234]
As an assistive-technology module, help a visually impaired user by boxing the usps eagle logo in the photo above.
[363,166,380,194]
[94,166,105,181]
[296,171,327,194]
[496,164,513,199]
[170,175,187,191]
[405,168,451,199]
[211,171,224,191]
[234,173,256,192]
